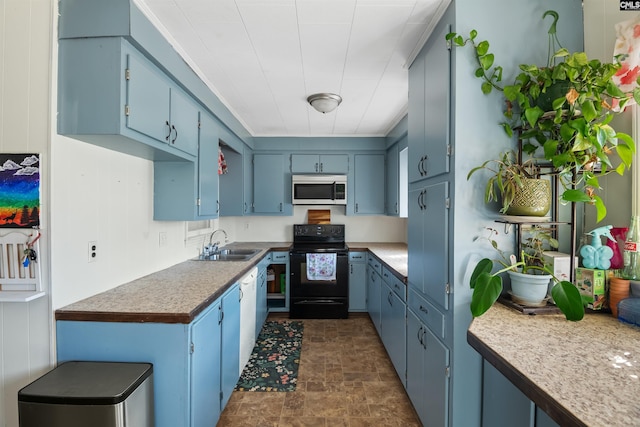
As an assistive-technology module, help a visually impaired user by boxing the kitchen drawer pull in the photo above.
[419,305,428,314]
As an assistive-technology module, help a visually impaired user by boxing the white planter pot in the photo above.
[507,270,551,305]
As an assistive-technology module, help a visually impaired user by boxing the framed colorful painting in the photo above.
[0,154,40,228]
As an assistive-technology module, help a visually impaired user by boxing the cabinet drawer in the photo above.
[349,251,366,262]
[367,254,382,275]
[271,251,289,263]
[382,266,406,302]
[409,288,444,339]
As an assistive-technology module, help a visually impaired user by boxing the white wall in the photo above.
[50,137,205,309]
[0,1,54,425]
[221,206,406,243]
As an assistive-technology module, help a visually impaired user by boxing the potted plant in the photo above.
[447,10,638,222]
[470,227,585,321]
[467,150,551,216]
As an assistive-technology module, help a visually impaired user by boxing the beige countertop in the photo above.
[349,242,408,279]
[468,303,640,427]
[56,241,408,324]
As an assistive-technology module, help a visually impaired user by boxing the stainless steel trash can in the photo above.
[18,361,154,427]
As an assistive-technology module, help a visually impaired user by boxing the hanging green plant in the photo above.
[447,10,639,222]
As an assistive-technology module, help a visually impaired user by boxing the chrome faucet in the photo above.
[207,228,228,253]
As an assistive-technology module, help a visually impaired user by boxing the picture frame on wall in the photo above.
[0,154,40,228]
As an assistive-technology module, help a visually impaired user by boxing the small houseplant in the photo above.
[467,150,551,216]
[447,10,638,222]
[470,227,585,321]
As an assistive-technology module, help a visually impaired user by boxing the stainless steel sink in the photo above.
[194,248,260,261]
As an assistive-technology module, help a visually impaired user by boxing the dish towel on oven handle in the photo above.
[306,253,337,281]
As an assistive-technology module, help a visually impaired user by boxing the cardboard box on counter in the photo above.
[575,267,607,310]
[542,251,578,282]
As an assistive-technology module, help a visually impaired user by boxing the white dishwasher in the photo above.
[239,267,258,375]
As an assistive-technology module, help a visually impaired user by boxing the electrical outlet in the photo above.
[159,231,167,247]
[88,241,97,262]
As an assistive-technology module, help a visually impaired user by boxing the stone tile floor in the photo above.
[217,314,421,427]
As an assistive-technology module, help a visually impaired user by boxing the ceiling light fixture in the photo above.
[307,93,342,114]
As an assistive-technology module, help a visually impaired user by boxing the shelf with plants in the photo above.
[448,9,640,321]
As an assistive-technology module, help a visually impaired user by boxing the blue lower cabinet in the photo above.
[220,284,240,410]
[482,361,560,427]
[255,258,270,338]
[380,282,406,386]
[349,252,367,311]
[190,300,222,425]
[56,283,240,427]
[406,308,450,427]
[366,263,382,335]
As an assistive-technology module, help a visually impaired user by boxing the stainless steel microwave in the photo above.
[292,175,347,205]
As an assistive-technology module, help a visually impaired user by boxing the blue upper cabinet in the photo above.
[243,146,253,215]
[253,153,291,215]
[58,37,198,162]
[408,181,450,310]
[127,47,199,156]
[197,113,221,218]
[408,23,451,183]
[167,87,200,156]
[386,144,400,216]
[352,154,385,215]
[125,50,171,143]
[154,111,220,220]
[291,154,349,174]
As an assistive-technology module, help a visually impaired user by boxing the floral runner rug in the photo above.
[234,320,304,392]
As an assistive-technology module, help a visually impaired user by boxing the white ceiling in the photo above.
[134,0,449,137]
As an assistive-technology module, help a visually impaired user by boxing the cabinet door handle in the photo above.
[388,292,393,306]
[171,124,178,144]
[320,162,323,172]
[418,190,426,210]
[350,264,353,274]
[419,305,428,314]
[421,328,427,349]
[417,156,424,176]
[239,288,244,301]
[417,325,423,345]
[422,155,428,176]
[279,202,283,212]
[355,203,359,213]
[165,120,171,141]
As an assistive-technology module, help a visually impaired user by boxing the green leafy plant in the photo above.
[467,150,541,214]
[447,10,638,222]
[469,227,585,321]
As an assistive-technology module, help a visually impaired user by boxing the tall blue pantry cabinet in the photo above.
[405,3,483,426]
